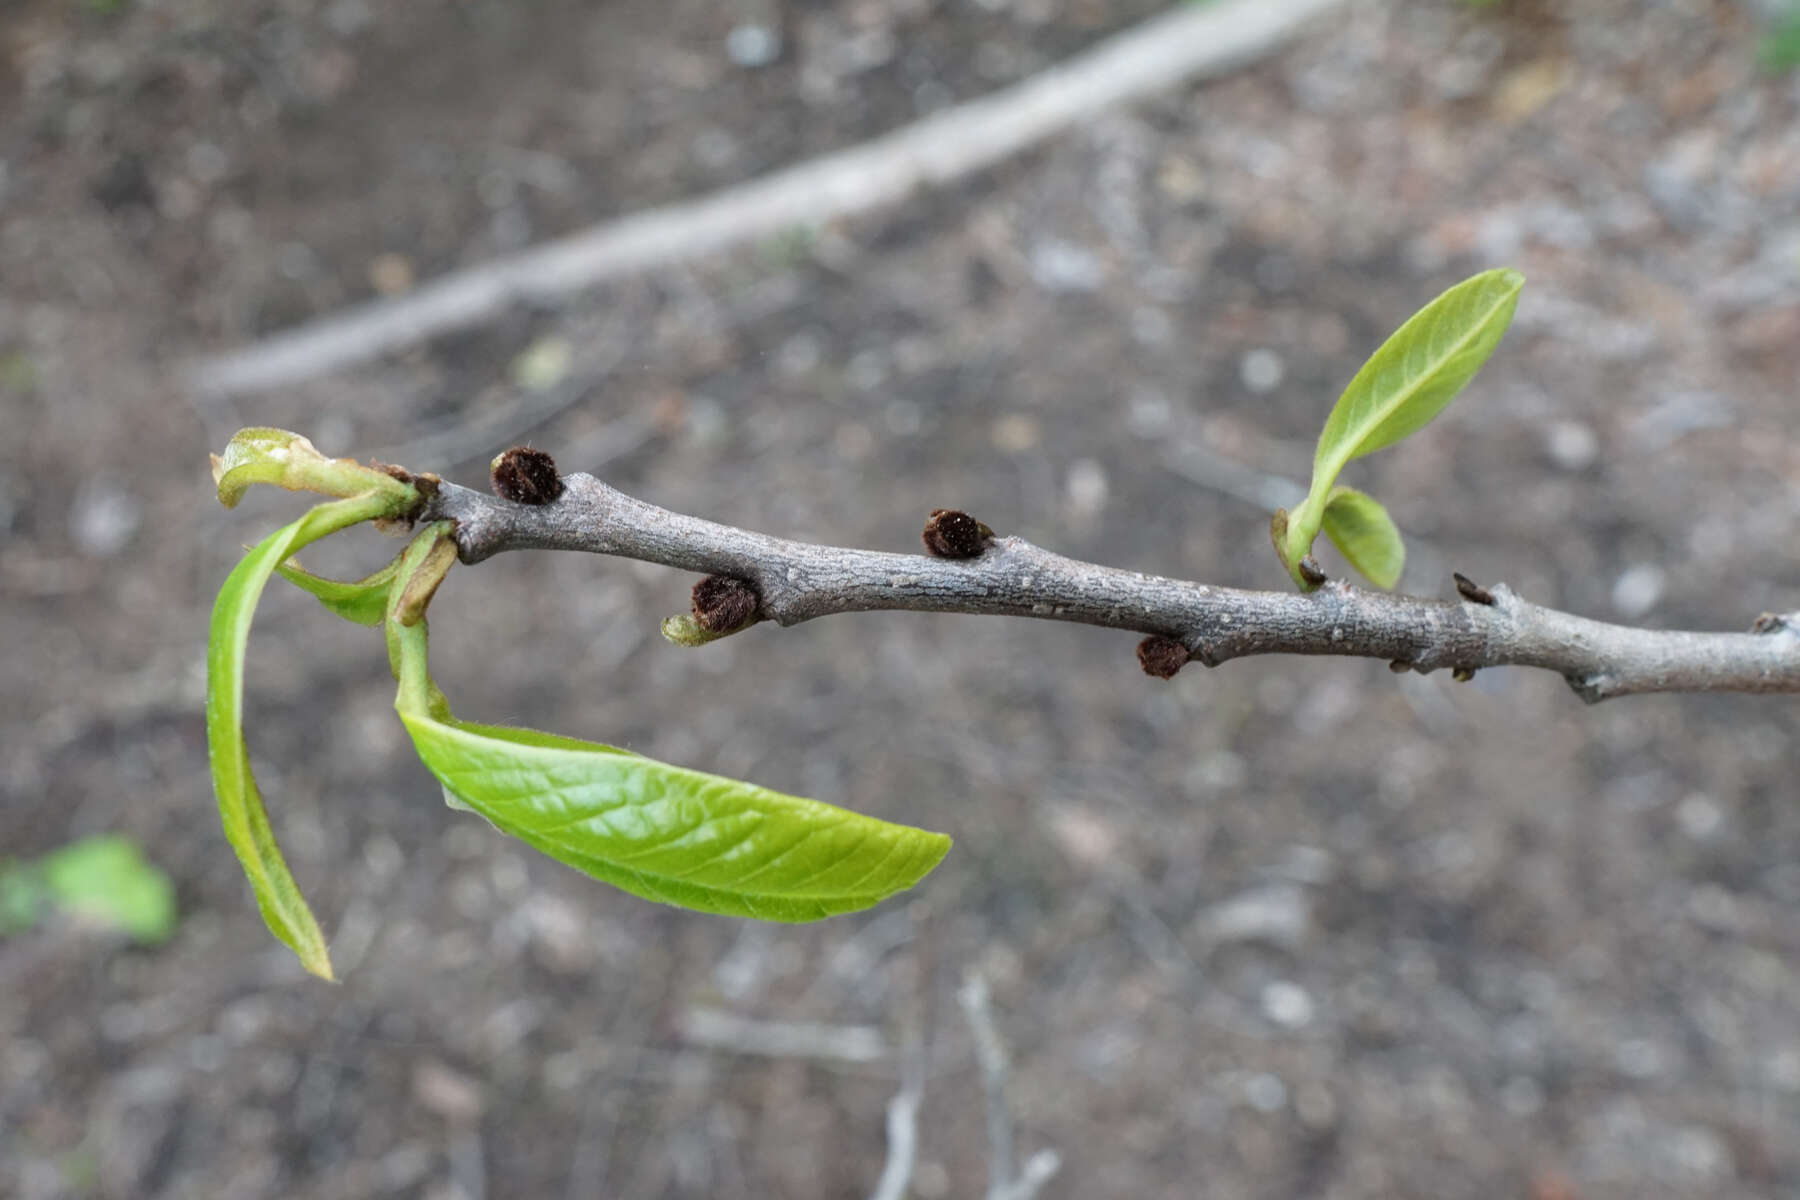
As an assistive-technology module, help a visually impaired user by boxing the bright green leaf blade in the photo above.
[1313,269,1522,480]
[389,618,950,922]
[274,556,402,626]
[207,492,394,980]
[40,835,177,944]
[212,427,417,509]
[1320,487,1406,590]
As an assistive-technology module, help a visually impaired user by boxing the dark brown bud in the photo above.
[921,509,991,559]
[1452,666,1476,682]
[490,446,564,506]
[692,575,759,633]
[1453,572,1495,606]
[1136,635,1190,680]
[1298,556,1328,589]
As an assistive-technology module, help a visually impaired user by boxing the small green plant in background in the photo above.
[1761,3,1800,71]
[0,836,177,944]
[206,267,1521,980]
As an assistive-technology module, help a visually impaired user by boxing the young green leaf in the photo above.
[1320,486,1405,589]
[386,591,952,923]
[40,835,178,944]
[207,492,397,981]
[212,427,417,509]
[1280,268,1523,587]
[275,556,403,626]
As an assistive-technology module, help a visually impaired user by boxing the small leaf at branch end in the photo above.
[1287,269,1523,577]
[1136,636,1190,679]
[1321,487,1405,589]
[1314,268,1523,475]
[275,556,403,626]
[692,575,759,633]
[208,493,395,981]
[388,616,951,923]
[213,427,417,512]
[490,446,564,506]
[922,509,991,559]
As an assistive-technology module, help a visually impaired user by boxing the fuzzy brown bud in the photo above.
[1453,572,1495,606]
[922,509,991,559]
[692,575,759,633]
[490,446,564,506]
[1136,636,1190,680]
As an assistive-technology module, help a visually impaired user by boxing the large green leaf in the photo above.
[1279,268,1523,588]
[1320,486,1405,590]
[207,492,396,981]
[387,595,951,923]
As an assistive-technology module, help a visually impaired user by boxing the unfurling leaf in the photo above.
[385,538,951,922]
[1320,486,1405,590]
[275,556,402,626]
[212,427,417,510]
[207,492,397,981]
[1279,268,1523,589]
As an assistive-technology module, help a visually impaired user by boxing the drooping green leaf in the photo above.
[207,491,397,981]
[1320,486,1405,590]
[212,427,417,510]
[275,555,403,626]
[1279,268,1523,588]
[40,836,178,944]
[387,599,951,923]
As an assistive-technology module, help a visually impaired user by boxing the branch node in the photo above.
[922,509,993,559]
[692,574,761,633]
[1453,572,1495,606]
[1388,660,1411,673]
[1751,611,1799,635]
[1136,636,1190,679]
[1565,673,1612,704]
[490,446,564,506]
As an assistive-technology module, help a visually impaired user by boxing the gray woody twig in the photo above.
[421,474,1800,704]
[957,971,1061,1200]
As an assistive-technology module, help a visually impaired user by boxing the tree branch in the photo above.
[420,474,1800,704]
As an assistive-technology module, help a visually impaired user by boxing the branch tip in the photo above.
[692,575,760,633]
[490,446,564,506]
[1136,635,1190,680]
[1453,572,1495,606]
[922,509,992,559]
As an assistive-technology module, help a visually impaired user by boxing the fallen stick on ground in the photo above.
[186,0,1347,397]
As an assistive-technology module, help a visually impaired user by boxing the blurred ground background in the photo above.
[4,0,1800,1197]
